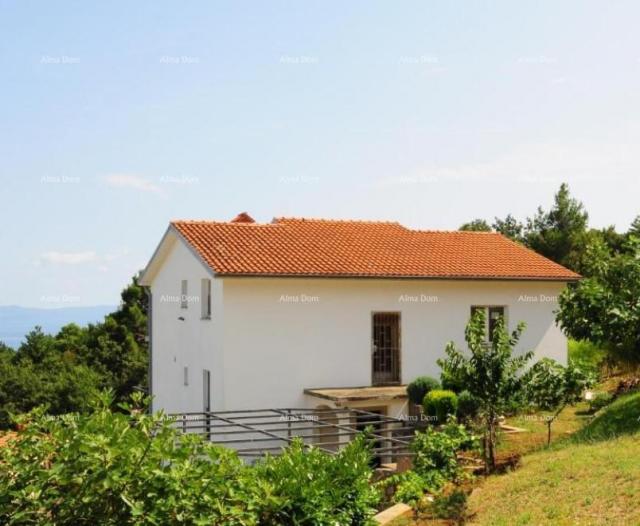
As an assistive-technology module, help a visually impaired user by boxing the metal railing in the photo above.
[170,407,415,460]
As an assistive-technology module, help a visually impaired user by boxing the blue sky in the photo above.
[1,1,639,307]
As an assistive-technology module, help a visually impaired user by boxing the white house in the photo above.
[139,212,579,421]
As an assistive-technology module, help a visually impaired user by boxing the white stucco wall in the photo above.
[221,277,568,412]
[147,238,569,415]
[148,237,224,414]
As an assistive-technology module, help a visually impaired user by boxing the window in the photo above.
[372,312,401,385]
[180,280,188,309]
[470,306,506,342]
[201,278,212,319]
[183,366,189,386]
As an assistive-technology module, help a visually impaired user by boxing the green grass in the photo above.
[466,391,640,526]
[572,390,640,443]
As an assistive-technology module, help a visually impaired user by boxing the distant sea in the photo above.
[0,305,116,349]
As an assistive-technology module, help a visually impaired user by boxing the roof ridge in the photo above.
[407,229,501,235]
[273,216,403,226]
[171,219,279,227]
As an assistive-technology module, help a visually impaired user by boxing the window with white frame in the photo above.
[470,306,506,342]
[180,280,188,309]
[201,278,212,319]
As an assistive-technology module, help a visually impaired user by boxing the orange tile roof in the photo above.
[171,216,580,281]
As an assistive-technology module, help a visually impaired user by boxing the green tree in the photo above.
[0,276,148,428]
[557,238,640,364]
[437,310,533,472]
[524,183,588,268]
[628,215,640,238]
[14,327,55,364]
[525,359,593,445]
[492,214,524,242]
[459,219,491,232]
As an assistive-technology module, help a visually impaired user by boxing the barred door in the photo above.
[372,313,400,385]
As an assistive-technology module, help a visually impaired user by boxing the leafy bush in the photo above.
[378,422,475,507]
[254,435,379,524]
[411,420,475,492]
[589,392,614,413]
[0,392,380,525]
[423,390,459,425]
[456,390,480,421]
[406,376,441,405]
[378,470,430,507]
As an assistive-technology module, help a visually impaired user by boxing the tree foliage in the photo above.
[0,277,148,428]
[0,392,380,525]
[492,214,524,243]
[524,183,589,268]
[525,358,593,445]
[557,238,640,364]
[459,219,491,232]
[437,310,534,472]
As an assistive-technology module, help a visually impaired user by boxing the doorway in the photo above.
[372,312,401,385]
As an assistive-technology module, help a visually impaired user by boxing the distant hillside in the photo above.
[0,305,116,348]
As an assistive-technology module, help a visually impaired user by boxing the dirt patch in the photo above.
[0,432,17,448]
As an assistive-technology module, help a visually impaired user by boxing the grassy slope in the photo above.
[467,392,640,526]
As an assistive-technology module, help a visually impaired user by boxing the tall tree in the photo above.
[524,183,588,268]
[628,215,640,238]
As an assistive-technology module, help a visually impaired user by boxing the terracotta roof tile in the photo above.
[170,216,580,281]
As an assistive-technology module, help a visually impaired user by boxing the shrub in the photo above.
[254,435,379,524]
[379,470,431,506]
[589,392,614,413]
[407,376,441,405]
[0,392,381,525]
[423,390,459,425]
[411,420,476,492]
[0,392,258,525]
[456,390,480,421]
[379,422,475,506]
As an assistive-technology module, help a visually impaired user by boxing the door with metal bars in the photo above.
[371,312,401,385]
